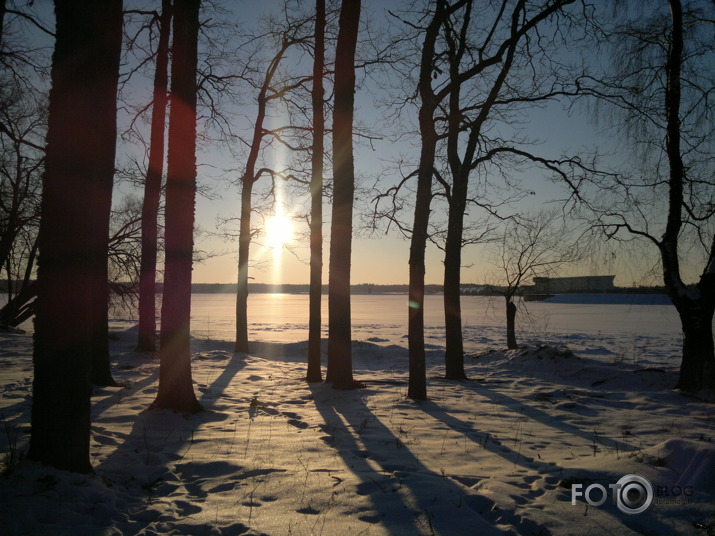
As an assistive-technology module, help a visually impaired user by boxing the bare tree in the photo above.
[432,0,580,380]
[28,0,123,472]
[573,0,715,397]
[152,0,201,414]
[233,11,313,354]
[491,210,582,349]
[404,0,451,400]
[0,81,43,329]
[326,0,361,389]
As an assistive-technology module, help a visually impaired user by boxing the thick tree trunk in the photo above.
[326,0,360,389]
[235,179,253,354]
[675,302,715,396]
[506,297,518,350]
[138,0,172,353]
[153,0,201,414]
[307,0,325,383]
[28,0,122,473]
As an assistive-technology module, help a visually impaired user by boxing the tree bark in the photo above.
[307,0,326,382]
[138,0,172,353]
[326,0,360,389]
[153,0,201,414]
[28,0,123,472]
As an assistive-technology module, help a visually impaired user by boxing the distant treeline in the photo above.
[188,282,445,294]
[0,280,669,296]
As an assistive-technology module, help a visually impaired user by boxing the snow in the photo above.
[1,295,714,535]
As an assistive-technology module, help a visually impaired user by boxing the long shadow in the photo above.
[196,350,250,409]
[418,382,679,535]
[467,380,637,455]
[309,382,548,536]
[92,349,265,535]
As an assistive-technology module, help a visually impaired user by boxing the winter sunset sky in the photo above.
[183,0,626,287]
[23,0,674,287]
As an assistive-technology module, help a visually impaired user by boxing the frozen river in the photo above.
[143,293,685,369]
[0,291,681,367]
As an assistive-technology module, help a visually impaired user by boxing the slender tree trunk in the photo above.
[234,41,280,354]
[28,0,123,473]
[506,296,518,350]
[235,178,254,353]
[153,0,201,414]
[138,0,172,353]
[307,0,325,382]
[407,0,446,401]
[326,0,360,389]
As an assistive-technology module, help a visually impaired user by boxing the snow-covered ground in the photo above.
[0,294,713,535]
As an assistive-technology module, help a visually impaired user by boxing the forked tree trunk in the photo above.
[506,297,518,350]
[307,0,326,382]
[153,0,201,414]
[28,0,123,473]
[138,0,172,353]
[407,0,447,401]
[326,0,360,389]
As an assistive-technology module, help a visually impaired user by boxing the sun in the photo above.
[264,214,294,249]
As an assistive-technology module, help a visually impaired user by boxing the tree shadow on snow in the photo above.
[92,350,268,535]
[309,382,544,536]
[418,381,679,536]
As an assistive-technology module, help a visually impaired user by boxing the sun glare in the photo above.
[264,214,293,249]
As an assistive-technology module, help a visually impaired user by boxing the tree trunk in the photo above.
[658,0,715,397]
[138,0,172,353]
[233,37,281,354]
[153,0,201,414]
[675,301,715,396]
[406,0,446,401]
[326,0,360,389]
[307,0,325,383]
[506,296,518,350]
[28,0,123,473]
[235,178,253,353]
[443,184,467,379]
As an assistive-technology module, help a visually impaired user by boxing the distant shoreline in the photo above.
[187,282,670,296]
[0,280,671,297]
